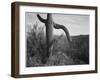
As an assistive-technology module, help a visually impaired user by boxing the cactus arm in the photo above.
[37,14,46,23]
[53,22,72,44]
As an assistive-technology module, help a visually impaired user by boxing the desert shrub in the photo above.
[46,51,75,66]
[26,23,46,67]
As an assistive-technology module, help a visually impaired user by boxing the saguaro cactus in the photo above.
[37,13,72,63]
[37,13,53,63]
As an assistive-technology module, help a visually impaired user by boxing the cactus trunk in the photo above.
[46,14,53,58]
[37,13,53,63]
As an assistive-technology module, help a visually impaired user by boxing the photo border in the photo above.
[11,2,98,78]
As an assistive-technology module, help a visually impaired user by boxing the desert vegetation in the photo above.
[26,22,89,67]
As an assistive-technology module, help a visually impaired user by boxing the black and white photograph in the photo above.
[26,13,89,67]
[11,2,97,78]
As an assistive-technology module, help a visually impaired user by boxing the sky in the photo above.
[25,12,89,36]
